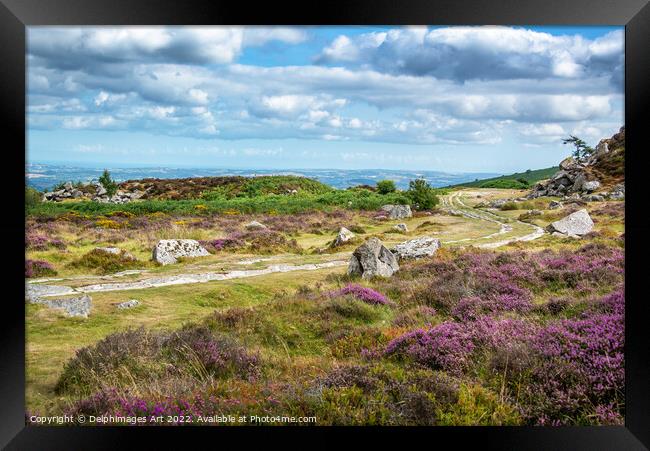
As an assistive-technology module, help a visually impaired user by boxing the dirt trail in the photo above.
[27,260,349,300]
[441,190,544,248]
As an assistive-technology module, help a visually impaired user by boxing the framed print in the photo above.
[2,0,649,448]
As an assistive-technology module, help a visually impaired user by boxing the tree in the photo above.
[407,178,439,210]
[376,179,396,195]
[562,135,594,161]
[98,169,118,197]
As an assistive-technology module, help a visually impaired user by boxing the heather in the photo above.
[25,259,57,278]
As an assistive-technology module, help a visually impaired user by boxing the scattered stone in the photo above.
[584,194,605,202]
[528,210,542,216]
[245,221,268,230]
[332,227,355,247]
[392,237,441,260]
[548,200,563,210]
[546,209,594,236]
[152,239,210,265]
[380,204,412,219]
[31,294,92,318]
[116,299,140,309]
[393,223,408,233]
[347,238,399,279]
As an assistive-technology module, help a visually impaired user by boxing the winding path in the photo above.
[441,190,544,248]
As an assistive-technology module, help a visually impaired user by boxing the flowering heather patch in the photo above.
[524,308,624,425]
[25,234,66,251]
[25,259,57,278]
[327,284,393,306]
[385,322,475,375]
[200,237,246,253]
[165,326,260,381]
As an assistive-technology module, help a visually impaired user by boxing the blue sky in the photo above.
[27,26,624,173]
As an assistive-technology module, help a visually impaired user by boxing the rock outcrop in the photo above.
[380,204,412,219]
[43,181,144,204]
[332,227,355,247]
[347,238,399,279]
[392,237,441,260]
[528,127,625,201]
[152,239,210,265]
[546,209,594,237]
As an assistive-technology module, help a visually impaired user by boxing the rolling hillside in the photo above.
[449,166,558,189]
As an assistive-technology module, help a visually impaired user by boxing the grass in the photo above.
[451,166,558,189]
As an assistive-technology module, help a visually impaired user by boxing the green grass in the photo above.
[451,166,558,189]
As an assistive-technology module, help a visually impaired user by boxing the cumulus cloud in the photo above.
[316,26,623,87]
[26,26,624,148]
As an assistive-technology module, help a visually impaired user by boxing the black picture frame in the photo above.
[2,0,649,448]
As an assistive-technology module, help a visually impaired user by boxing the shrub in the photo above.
[55,328,159,395]
[95,219,125,229]
[500,202,518,211]
[164,326,260,381]
[25,259,57,278]
[26,234,66,251]
[67,248,140,274]
[376,180,397,195]
[26,186,42,207]
[407,179,439,210]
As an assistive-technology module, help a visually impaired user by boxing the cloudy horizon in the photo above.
[27,25,624,173]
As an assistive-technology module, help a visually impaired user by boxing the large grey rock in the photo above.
[546,209,594,236]
[559,156,578,171]
[152,239,210,265]
[347,238,399,279]
[332,227,355,247]
[392,237,441,260]
[380,204,412,219]
[245,221,268,230]
[582,180,601,192]
[584,194,605,202]
[96,184,107,196]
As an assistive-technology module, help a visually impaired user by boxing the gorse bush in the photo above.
[376,180,397,195]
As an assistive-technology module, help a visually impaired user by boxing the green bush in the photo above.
[376,180,397,195]
[407,179,439,210]
[500,202,518,211]
[67,248,141,275]
[25,186,42,207]
[98,169,118,197]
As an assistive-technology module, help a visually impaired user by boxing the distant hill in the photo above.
[449,166,559,189]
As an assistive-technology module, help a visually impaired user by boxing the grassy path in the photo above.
[441,190,544,248]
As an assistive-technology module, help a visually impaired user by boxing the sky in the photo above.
[27,25,624,173]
